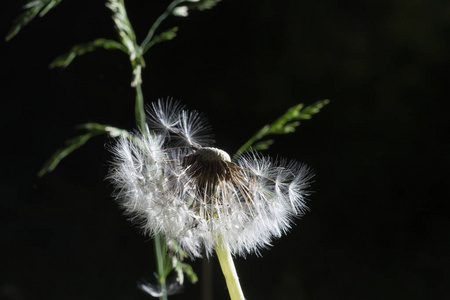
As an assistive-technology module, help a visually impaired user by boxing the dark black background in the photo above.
[1,0,449,299]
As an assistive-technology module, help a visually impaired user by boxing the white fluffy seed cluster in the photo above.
[108,99,313,257]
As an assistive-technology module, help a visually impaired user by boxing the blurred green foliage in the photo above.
[235,99,329,158]
[5,0,62,41]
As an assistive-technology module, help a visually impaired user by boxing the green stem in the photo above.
[215,238,245,300]
[135,82,146,131]
[135,72,168,300]
[141,0,185,53]
[128,1,194,298]
[154,234,168,300]
[234,137,256,158]
[134,51,167,300]
[234,125,269,159]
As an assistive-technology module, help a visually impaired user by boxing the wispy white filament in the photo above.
[109,99,313,257]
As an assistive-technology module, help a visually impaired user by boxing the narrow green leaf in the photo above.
[143,27,178,52]
[50,38,127,68]
[234,99,329,158]
[77,123,132,138]
[166,239,198,284]
[5,0,62,41]
[38,132,97,177]
[188,0,222,11]
[252,139,274,151]
[39,0,61,16]
[38,123,131,177]
[301,99,330,115]
[177,261,198,284]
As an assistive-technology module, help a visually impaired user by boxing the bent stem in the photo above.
[215,238,245,300]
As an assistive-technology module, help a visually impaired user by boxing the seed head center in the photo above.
[183,147,231,190]
[194,147,231,163]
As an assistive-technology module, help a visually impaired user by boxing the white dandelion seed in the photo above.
[138,277,183,297]
[108,100,313,258]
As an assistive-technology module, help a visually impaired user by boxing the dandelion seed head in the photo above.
[109,100,313,257]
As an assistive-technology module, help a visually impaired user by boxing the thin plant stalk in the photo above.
[135,82,146,131]
[134,65,169,300]
[141,0,185,53]
[121,0,169,296]
[215,237,245,300]
[154,234,168,300]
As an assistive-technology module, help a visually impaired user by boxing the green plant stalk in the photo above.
[215,237,245,300]
[141,0,185,53]
[154,234,168,300]
[134,69,168,300]
[234,133,262,157]
[135,82,146,131]
[128,1,177,298]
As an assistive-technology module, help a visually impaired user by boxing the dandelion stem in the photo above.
[215,238,245,300]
